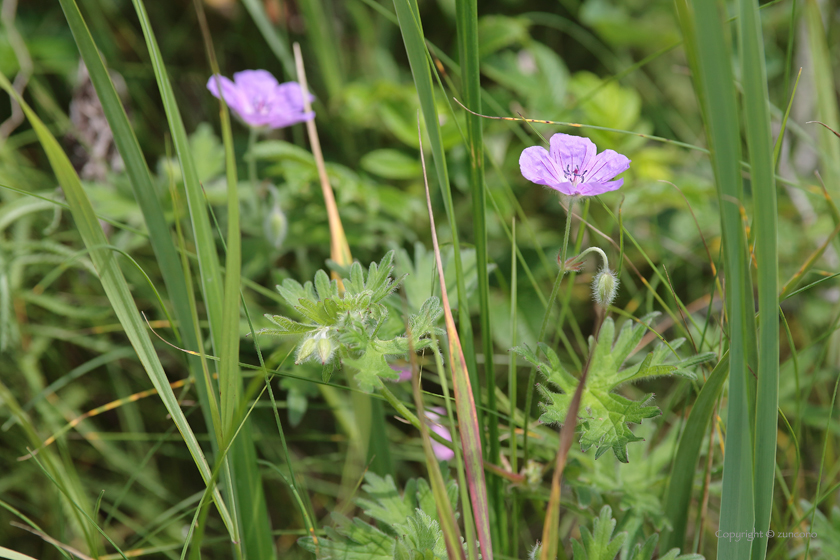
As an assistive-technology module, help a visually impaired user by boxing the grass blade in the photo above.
[805,0,840,194]
[454,0,502,546]
[392,0,482,462]
[241,0,295,79]
[195,2,277,555]
[422,126,494,560]
[738,0,780,557]
[56,0,222,447]
[661,356,728,551]
[0,72,235,537]
[678,2,757,558]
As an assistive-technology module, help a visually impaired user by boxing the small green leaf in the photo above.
[264,315,318,335]
[360,149,422,179]
[571,506,627,560]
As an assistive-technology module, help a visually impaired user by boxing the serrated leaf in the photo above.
[348,344,398,392]
[315,269,333,301]
[263,314,318,335]
[293,298,333,325]
[571,506,627,560]
[275,278,308,308]
[578,392,660,462]
[348,261,366,293]
[301,474,457,560]
[536,315,712,462]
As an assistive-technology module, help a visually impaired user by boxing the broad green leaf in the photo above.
[360,149,422,179]
[519,314,715,462]
[298,473,457,560]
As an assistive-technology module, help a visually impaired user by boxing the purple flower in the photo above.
[520,133,630,196]
[426,408,454,462]
[206,70,315,129]
[388,363,412,383]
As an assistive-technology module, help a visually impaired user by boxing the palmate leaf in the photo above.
[563,506,703,560]
[298,473,457,560]
[515,313,715,462]
[265,251,442,389]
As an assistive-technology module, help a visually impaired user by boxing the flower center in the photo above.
[252,96,272,115]
[564,165,588,186]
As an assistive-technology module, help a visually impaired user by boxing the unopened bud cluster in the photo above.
[296,327,337,365]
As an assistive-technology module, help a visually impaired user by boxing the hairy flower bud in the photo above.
[296,336,318,364]
[316,336,336,364]
[592,269,619,307]
[264,203,288,249]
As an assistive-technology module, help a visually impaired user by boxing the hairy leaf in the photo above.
[514,313,715,462]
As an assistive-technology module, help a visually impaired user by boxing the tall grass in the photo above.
[2,0,835,558]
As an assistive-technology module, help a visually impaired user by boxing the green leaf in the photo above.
[571,505,627,560]
[360,149,422,179]
[627,533,704,560]
[263,315,319,335]
[528,314,714,462]
[298,473,458,560]
[476,15,529,58]
[348,344,398,392]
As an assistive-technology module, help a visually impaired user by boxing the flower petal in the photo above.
[276,81,315,110]
[206,75,246,114]
[426,409,454,461]
[549,133,596,179]
[576,178,623,197]
[586,149,631,183]
[232,69,280,92]
[520,146,564,188]
[267,110,315,129]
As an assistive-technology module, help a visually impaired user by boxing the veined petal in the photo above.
[549,181,578,196]
[586,149,631,183]
[426,410,455,461]
[267,111,315,129]
[550,133,596,179]
[520,146,564,188]
[232,69,280,92]
[576,178,623,197]
[275,81,315,110]
[206,75,246,115]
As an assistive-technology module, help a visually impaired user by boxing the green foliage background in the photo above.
[0,0,838,559]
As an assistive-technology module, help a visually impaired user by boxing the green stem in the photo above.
[247,126,258,188]
[522,196,576,465]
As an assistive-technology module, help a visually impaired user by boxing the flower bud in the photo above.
[316,336,336,364]
[264,203,288,250]
[296,336,317,364]
[592,269,619,307]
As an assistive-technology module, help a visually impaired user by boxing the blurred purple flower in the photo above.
[387,363,412,383]
[206,70,315,129]
[426,408,454,461]
[520,133,630,196]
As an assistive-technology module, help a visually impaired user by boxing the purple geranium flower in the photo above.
[206,70,315,129]
[426,408,454,462]
[520,133,630,196]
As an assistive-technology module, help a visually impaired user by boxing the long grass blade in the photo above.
[195,1,278,555]
[738,0,780,557]
[805,0,840,195]
[56,0,222,450]
[661,356,729,551]
[422,125,494,560]
[0,74,235,536]
[678,2,757,558]
[454,0,502,546]
[392,0,481,433]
